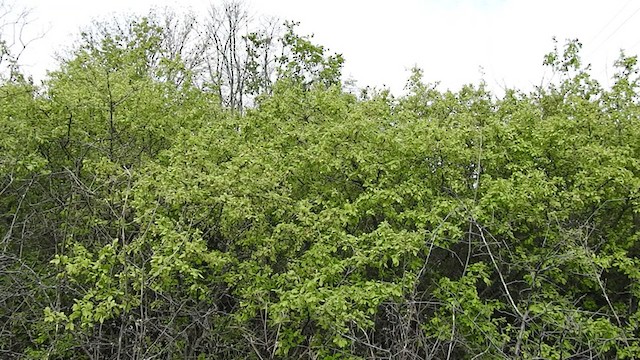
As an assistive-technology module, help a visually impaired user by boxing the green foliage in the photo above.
[2,10,640,359]
[278,21,344,90]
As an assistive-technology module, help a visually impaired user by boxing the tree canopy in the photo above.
[1,3,640,359]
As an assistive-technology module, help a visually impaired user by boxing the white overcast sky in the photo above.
[16,0,640,95]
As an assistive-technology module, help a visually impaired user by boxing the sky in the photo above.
[14,0,640,95]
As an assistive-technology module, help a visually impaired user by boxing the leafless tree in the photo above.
[153,7,208,87]
[0,0,43,81]
[203,1,250,112]
[203,1,282,113]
